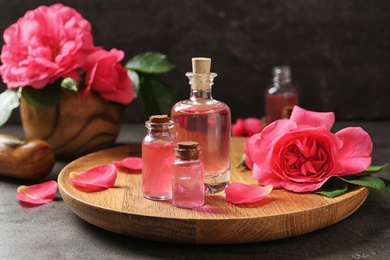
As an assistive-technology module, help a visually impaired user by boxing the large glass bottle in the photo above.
[265,66,298,125]
[142,115,176,200]
[171,57,231,194]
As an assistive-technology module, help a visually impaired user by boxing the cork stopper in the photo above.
[175,141,201,160]
[192,58,211,74]
[178,141,199,150]
[149,114,170,123]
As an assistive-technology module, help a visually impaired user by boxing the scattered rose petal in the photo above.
[243,118,264,136]
[70,164,117,192]
[16,180,58,206]
[113,157,142,172]
[232,118,245,136]
[225,182,273,204]
[232,118,264,137]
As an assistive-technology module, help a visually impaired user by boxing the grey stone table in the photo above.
[1,122,390,260]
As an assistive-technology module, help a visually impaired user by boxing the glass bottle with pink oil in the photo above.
[142,115,176,200]
[172,141,204,208]
[265,66,298,124]
[171,57,231,194]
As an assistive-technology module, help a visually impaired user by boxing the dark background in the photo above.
[1,0,390,123]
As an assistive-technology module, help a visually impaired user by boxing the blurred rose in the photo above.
[244,106,373,192]
[82,48,134,105]
[232,118,264,137]
[0,4,94,89]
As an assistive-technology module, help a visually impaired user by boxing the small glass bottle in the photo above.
[171,57,231,194]
[142,115,176,200]
[265,66,298,125]
[172,141,204,208]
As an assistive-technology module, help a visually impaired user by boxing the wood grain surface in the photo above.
[58,137,369,244]
[20,91,122,160]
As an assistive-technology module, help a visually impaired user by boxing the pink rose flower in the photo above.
[244,106,373,192]
[82,48,134,104]
[0,4,94,89]
[232,117,264,137]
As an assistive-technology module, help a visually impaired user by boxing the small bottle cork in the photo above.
[178,141,199,150]
[149,115,170,123]
[175,141,200,160]
[192,58,211,74]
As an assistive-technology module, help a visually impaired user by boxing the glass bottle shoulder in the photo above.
[171,98,231,115]
[266,83,297,95]
[174,159,203,167]
[142,132,176,144]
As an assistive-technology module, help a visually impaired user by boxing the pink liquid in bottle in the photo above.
[172,160,204,208]
[142,141,175,200]
[142,115,176,200]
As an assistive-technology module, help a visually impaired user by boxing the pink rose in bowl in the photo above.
[244,106,373,192]
[0,4,94,89]
[82,48,134,105]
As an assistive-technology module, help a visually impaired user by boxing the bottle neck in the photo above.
[272,66,291,87]
[145,121,173,135]
[186,72,217,102]
[190,88,213,101]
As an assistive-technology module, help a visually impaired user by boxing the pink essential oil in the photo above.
[171,58,231,194]
[142,115,176,200]
[265,66,298,125]
[172,141,204,208]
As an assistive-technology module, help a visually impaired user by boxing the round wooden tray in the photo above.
[58,137,369,244]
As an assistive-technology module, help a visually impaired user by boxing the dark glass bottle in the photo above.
[265,66,298,124]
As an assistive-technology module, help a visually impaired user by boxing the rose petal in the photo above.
[335,127,373,174]
[16,180,57,205]
[232,118,264,137]
[113,157,142,172]
[243,133,259,169]
[290,105,335,131]
[232,118,245,136]
[252,164,283,188]
[225,182,273,204]
[243,118,264,136]
[280,178,329,193]
[70,164,117,192]
[250,120,296,170]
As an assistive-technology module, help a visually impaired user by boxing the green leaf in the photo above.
[22,84,60,110]
[314,177,349,198]
[237,154,247,168]
[138,73,178,116]
[0,88,21,127]
[362,164,389,174]
[126,52,175,74]
[340,176,387,195]
[127,70,140,98]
